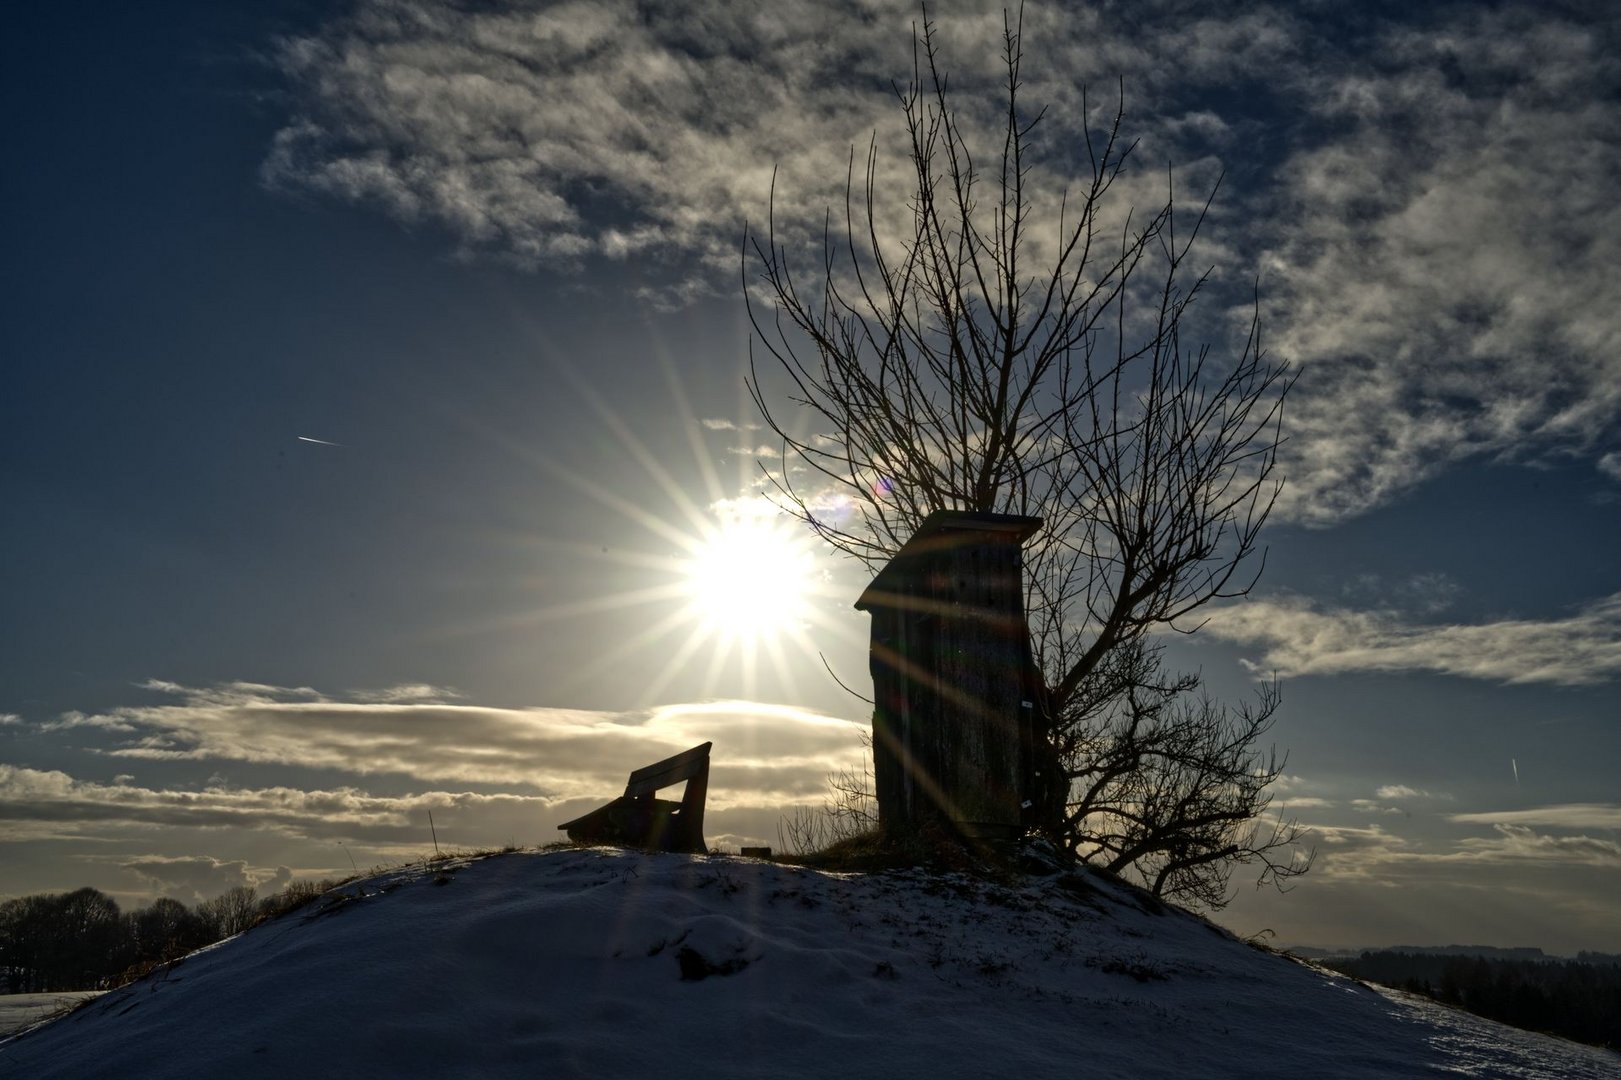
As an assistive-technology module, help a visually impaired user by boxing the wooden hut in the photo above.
[854,510,1045,842]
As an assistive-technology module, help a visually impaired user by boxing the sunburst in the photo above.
[446,346,866,709]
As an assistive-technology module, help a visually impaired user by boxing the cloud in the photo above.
[345,683,462,704]
[0,763,551,845]
[1200,591,1621,686]
[1351,783,1458,818]
[0,682,867,860]
[1267,773,1333,810]
[1301,822,1413,879]
[260,2,1271,303]
[51,681,859,798]
[1454,824,1621,868]
[118,856,294,905]
[1350,800,1407,816]
[1600,452,1621,483]
[1448,803,1621,831]
[265,3,1621,522]
[1301,814,1621,883]
[1259,8,1621,523]
[262,0,928,296]
[1374,785,1448,802]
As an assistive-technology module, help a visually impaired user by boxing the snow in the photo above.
[3,848,1615,1078]
[0,994,102,1039]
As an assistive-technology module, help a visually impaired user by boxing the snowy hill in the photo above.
[2,848,1615,1078]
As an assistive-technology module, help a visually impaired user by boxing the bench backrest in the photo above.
[623,741,712,799]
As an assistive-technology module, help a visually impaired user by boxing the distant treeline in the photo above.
[0,881,337,993]
[1323,950,1621,1050]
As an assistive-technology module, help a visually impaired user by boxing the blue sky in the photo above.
[3,0,1618,954]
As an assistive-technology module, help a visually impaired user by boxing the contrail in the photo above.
[297,435,344,447]
[1512,758,1519,785]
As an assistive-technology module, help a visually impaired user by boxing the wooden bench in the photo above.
[557,742,712,853]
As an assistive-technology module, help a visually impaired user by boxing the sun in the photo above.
[682,513,818,640]
[454,352,868,706]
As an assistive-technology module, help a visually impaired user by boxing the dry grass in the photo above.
[772,824,1020,878]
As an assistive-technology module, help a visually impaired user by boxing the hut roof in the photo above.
[854,509,1042,612]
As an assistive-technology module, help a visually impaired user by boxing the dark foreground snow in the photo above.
[3,848,1615,1078]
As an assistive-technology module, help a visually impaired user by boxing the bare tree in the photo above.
[1056,645,1311,907]
[778,731,880,857]
[197,885,260,939]
[745,7,1309,906]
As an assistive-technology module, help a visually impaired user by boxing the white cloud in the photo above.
[0,763,551,844]
[1374,785,1448,802]
[260,1,1277,312]
[265,3,1621,522]
[1350,800,1407,816]
[262,0,925,293]
[48,681,863,800]
[0,683,867,860]
[0,673,889,883]
[1300,814,1621,882]
[1599,452,1621,483]
[1267,773,1333,809]
[1449,803,1621,831]
[1349,782,1456,819]
[1454,824,1621,868]
[1260,9,1621,523]
[1201,591,1621,686]
[1,686,868,862]
[1306,822,1408,856]
[345,683,462,703]
[118,855,293,905]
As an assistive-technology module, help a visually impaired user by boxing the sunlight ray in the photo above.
[638,622,720,706]
[423,314,863,713]
[424,583,700,643]
[536,452,702,552]
[555,361,716,541]
[652,348,729,511]
[702,631,738,699]
[552,606,714,702]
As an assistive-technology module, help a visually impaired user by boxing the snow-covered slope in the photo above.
[0,993,100,1039]
[2,849,1614,1079]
